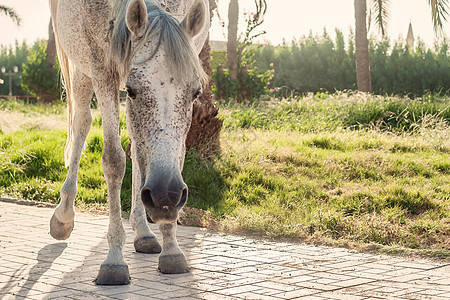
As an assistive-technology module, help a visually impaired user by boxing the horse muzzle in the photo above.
[141,179,187,224]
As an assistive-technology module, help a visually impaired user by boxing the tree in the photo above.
[0,4,21,26]
[21,41,60,103]
[185,0,223,157]
[47,19,57,67]
[225,0,267,102]
[227,0,239,83]
[427,0,450,34]
[0,42,29,96]
[355,0,371,92]
[354,0,449,92]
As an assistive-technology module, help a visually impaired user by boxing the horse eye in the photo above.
[126,85,136,99]
[193,88,202,100]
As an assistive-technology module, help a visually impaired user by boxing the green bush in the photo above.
[21,41,60,102]
[220,92,450,134]
[212,63,274,101]
[212,5,274,102]
[370,40,450,96]
[251,30,450,97]
[0,42,30,96]
[210,50,227,70]
[212,43,275,101]
[252,30,356,97]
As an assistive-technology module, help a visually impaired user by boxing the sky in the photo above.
[0,0,449,48]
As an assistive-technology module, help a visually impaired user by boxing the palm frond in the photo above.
[372,0,390,36]
[427,0,449,34]
[0,5,21,26]
[253,0,267,25]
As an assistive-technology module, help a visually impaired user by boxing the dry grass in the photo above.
[0,110,66,133]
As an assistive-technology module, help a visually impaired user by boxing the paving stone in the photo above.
[254,281,298,293]
[1,200,449,300]
[315,291,368,300]
[295,280,342,292]
[237,291,284,299]
[27,288,78,299]
[196,292,237,299]
[271,287,319,298]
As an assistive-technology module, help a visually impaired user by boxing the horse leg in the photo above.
[158,222,189,274]
[92,74,129,286]
[50,70,93,240]
[130,148,162,253]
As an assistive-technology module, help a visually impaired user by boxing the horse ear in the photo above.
[181,0,206,38]
[126,0,147,37]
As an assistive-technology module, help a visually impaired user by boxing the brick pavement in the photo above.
[0,200,449,299]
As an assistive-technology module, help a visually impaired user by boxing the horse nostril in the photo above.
[141,187,154,208]
[142,184,187,210]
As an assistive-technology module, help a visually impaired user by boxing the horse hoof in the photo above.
[158,254,190,274]
[50,214,74,240]
[95,264,130,285]
[134,236,162,254]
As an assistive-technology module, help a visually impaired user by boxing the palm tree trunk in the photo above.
[47,18,57,67]
[354,0,371,92]
[37,18,58,104]
[185,0,223,157]
[227,0,239,83]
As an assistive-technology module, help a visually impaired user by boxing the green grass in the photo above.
[0,97,65,115]
[0,126,130,210]
[221,92,450,133]
[0,93,449,257]
[196,130,449,251]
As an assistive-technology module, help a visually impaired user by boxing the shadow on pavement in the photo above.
[43,224,206,299]
[7,242,67,298]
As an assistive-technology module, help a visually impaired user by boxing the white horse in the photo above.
[48,0,209,285]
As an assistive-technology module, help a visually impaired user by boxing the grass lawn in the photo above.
[0,93,449,258]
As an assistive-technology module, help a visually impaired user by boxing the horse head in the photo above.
[123,0,207,223]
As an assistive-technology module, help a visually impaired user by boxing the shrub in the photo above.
[252,30,356,97]
[212,62,274,101]
[251,31,449,97]
[21,40,60,103]
[212,3,274,102]
[210,50,227,70]
[0,41,30,96]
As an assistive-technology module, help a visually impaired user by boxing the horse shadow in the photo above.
[39,225,210,299]
[4,242,67,298]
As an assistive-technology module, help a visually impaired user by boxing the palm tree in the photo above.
[426,0,449,34]
[185,0,223,157]
[354,0,449,92]
[226,0,266,102]
[47,19,56,67]
[227,0,239,82]
[355,0,371,92]
[0,4,21,26]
